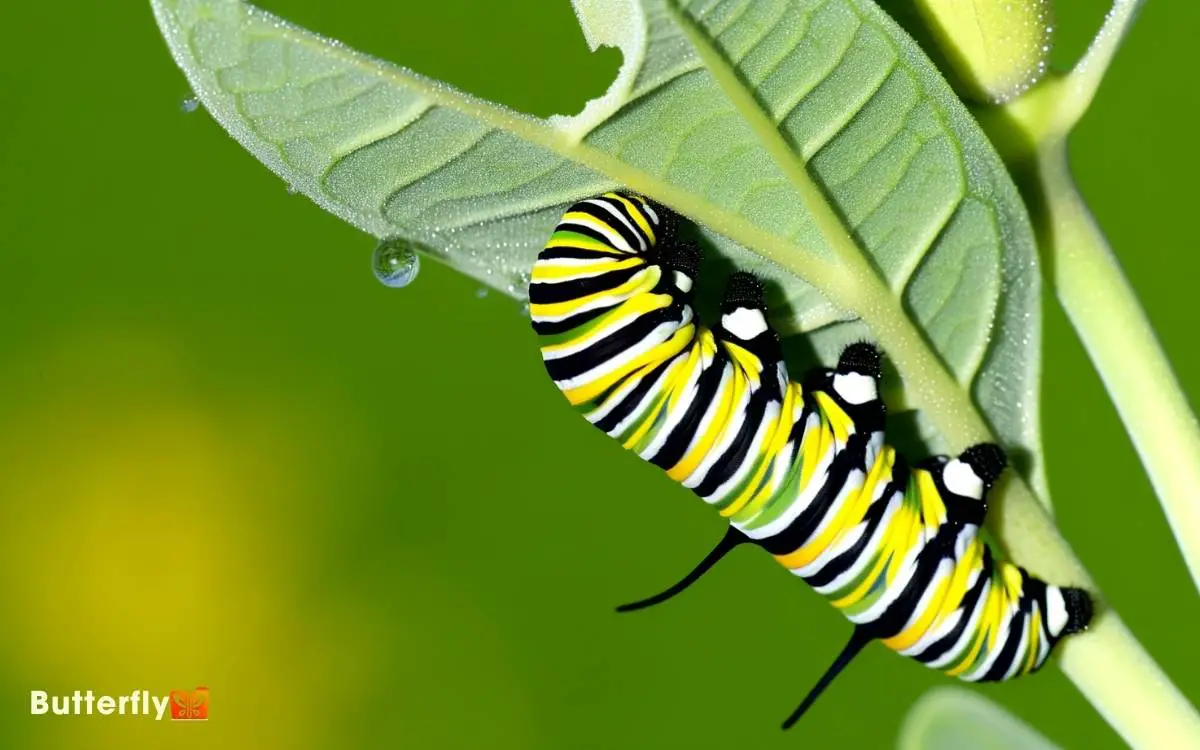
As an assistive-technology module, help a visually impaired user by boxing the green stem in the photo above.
[1059,611,1200,749]
[964,1,1200,743]
[1037,140,1200,594]
[1055,0,1147,134]
[1013,0,1200,595]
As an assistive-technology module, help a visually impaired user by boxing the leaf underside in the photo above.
[151,0,1044,494]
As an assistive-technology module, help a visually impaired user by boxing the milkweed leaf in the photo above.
[898,687,1062,750]
[150,0,1044,497]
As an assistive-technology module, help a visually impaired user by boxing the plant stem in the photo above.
[1055,0,1147,134]
[1059,610,1200,748]
[1020,0,1200,595]
[1035,141,1200,594]
[958,0,1200,739]
[993,0,1200,593]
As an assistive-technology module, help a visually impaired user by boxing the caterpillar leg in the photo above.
[781,627,873,730]
[615,527,749,613]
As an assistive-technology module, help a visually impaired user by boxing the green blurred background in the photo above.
[1,0,1197,747]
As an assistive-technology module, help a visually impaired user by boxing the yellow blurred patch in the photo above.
[0,330,538,749]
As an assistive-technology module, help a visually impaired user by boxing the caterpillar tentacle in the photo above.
[528,192,1093,729]
[614,526,749,613]
[783,627,873,730]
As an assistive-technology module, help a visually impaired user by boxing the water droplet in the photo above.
[181,97,200,113]
[372,238,421,288]
[475,287,489,299]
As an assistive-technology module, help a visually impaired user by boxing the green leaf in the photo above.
[898,687,1062,750]
[150,0,1044,494]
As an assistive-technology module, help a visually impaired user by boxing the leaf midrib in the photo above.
[666,0,871,276]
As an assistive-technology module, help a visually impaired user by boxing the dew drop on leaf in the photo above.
[475,287,489,299]
[372,238,421,289]
[180,97,200,113]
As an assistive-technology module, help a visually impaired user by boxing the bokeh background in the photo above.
[2,0,1197,747]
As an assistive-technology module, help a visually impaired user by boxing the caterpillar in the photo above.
[526,192,1093,729]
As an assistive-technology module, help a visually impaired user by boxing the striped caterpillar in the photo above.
[527,192,1092,728]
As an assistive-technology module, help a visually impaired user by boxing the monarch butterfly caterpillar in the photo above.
[527,192,1093,729]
